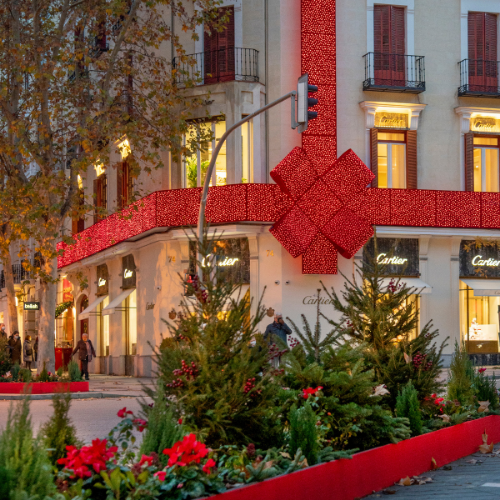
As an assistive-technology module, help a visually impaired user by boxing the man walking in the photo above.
[0,324,6,340]
[72,333,96,381]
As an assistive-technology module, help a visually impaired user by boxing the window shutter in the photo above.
[102,175,107,210]
[93,178,99,224]
[485,14,498,88]
[374,5,390,54]
[370,129,378,188]
[468,12,485,61]
[217,7,235,81]
[465,132,474,192]
[117,163,123,210]
[406,131,417,189]
[390,6,405,55]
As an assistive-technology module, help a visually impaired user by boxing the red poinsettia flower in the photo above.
[117,407,133,418]
[154,471,167,481]
[302,386,323,399]
[479,368,487,374]
[178,418,183,425]
[163,433,209,467]
[202,458,216,474]
[134,419,148,432]
[139,455,154,467]
[433,397,445,405]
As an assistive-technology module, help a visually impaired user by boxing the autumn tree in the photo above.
[0,0,226,371]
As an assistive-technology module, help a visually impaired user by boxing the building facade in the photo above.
[4,0,500,374]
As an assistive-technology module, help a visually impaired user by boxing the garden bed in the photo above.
[214,415,500,500]
[0,381,89,394]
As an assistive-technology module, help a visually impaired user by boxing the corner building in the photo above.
[45,0,500,375]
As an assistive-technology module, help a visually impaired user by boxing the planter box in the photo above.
[0,381,89,394]
[215,415,500,500]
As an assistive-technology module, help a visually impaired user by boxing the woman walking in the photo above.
[23,335,34,370]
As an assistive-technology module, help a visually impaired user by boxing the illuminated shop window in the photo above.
[97,297,109,356]
[241,120,253,183]
[184,121,227,188]
[473,136,499,193]
[377,132,406,188]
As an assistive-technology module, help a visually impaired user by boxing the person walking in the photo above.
[23,335,34,370]
[0,323,7,340]
[72,333,96,381]
[8,331,22,365]
[264,313,292,367]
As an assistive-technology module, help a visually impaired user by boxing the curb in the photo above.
[0,392,138,400]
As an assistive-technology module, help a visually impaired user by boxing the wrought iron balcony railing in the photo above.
[363,53,425,93]
[173,48,259,86]
[0,263,32,288]
[459,59,500,97]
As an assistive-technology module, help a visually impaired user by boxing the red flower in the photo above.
[117,407,133,418]
[154,471,167,481]
[302,386,323,399]
[178,418,183,425]
[479,368,487,374]
[433,397,445,405]
[134,419,148,432]
[202,458,216,474]
[139,454,154,467]
[163,433,209,467]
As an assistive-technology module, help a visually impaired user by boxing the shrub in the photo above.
[38,362,49,382]
[396,381,422,436]
[447,342,475,406]
[140,382,184,466]
[56,366,63,377]
[0,337,12,376]
[472,369,499,409]
[289,402,318,465]
[19,367,32,383]
[40,391,80,465]
[11,362,21,381]
[0,397,55,499]
[68,360,81,382]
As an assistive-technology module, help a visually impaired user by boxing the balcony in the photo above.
[363,53,425,93]
[173,48,259,86]
[459,59,500,98]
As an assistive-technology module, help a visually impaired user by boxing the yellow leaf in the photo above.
[397,476,412,486]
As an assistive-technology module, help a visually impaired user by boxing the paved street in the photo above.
[366,449,500,499]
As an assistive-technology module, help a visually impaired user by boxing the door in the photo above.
[204,7,235,84]
[468,12,498,90]
[374,5,405,86]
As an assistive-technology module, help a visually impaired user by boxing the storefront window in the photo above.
[377,132,406,189]
[98,297,109,356]
[473,137,499,193]
[241,120,252,183]
[185,121,227,188]
[125,290,137,356]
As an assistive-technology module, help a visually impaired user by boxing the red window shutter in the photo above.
[485,14,498,88]
[465,132,474,192]
[406,131,417,189]
[390,6,405,55]
[374,5,390,54]
[370,129,378,188]
[117,163,123,210]
[468,12,485,61]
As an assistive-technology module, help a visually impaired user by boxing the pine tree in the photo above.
[0,337,12,376]
[289,402,318,465]
[447,341,475,406]
[396,381,422,436]
[155,233,281,448]
[321,235,447,408]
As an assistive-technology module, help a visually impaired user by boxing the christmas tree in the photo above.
[321,235,446,408]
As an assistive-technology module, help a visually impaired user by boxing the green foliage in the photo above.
[11,362,21,381]
[156,234,280,448]
[56,366,64,377]
[289,402,318,465]
[140,383,185,466]
[396,381,422,436]
[0,397,55,499]
[0,337,12,376]
[40,392,80,465]
[67,361,82,382]
[321,236,447,408]
[447,342,475,406]
[19,367,32,383]
[38,362,49,382]
[186,158,209,188]
[472,369,499,409]
[55,301,73,318]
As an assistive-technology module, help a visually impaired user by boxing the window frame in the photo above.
[374,129,408,189]
[472,133,500,192]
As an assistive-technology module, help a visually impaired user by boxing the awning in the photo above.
[79,295,107,320]
[102,288,135,316]
[461,279,500,297]
[381,278,432,294]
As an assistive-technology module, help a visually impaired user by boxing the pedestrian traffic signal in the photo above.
[297,73,318,133]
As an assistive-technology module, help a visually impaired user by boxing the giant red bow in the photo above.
[270,147,375,274]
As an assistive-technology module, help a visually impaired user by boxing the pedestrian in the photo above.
[72,333,96,381]
[8,331,22,365]
[23,335,34,370]
[0,323,6,340]
[264,313,292,367]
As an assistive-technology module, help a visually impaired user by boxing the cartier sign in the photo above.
[363,238,419,277]
[460,241,500,278]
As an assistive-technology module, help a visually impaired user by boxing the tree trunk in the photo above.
[4,250,18,334]
[38,253,58,373]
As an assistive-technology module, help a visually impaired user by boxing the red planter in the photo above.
[215,415,500,500]
[0,381,89,394]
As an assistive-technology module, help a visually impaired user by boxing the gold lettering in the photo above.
[472,255,500,267]
[98,277,106,287]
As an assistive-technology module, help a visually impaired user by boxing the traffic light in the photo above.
[297,73,318,133]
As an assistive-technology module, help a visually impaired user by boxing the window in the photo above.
[124,290,137,356]
[117,160,133,209]
[204,7,235,83]
[93,173,107,223]
[97,297,109,356]
[241,120,252,183]
[374,5,405,86]
[185,121,227,188]
[473,136,499,192]
[468,12,498,90]
[370,129,417,188]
